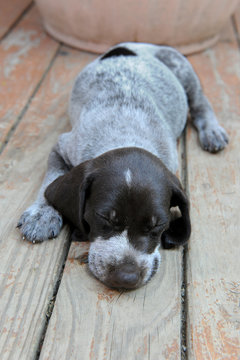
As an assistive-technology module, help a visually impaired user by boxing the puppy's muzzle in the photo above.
[107,262,141,289]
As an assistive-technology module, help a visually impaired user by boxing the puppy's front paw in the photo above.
[17,204,63,243]
[199,124,229,153]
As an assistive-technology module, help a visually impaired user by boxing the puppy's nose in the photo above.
[109,263,140,289]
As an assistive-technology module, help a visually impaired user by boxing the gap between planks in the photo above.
[0,44,97,359]
[0,45,60,155]
[179,128,189,360]
[0,26,61,155]
[0,5,60,151]
[35,238,72,360]
[0,0,33,40]
[186,17,240,359]
[232,15,240,51]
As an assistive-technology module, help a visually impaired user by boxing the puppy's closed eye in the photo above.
[96,211,118,223]
[143,221,168,235]
[95,212,110,222]
[95,211,122,232]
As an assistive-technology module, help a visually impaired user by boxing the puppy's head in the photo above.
[45,148,190,289]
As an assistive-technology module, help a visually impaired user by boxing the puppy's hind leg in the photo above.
[155,47,229,153]
[17,144,69,243]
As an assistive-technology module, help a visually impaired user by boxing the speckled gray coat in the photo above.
[18,42,228,242]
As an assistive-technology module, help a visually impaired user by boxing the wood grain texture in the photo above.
[0,6,59,149]
[40,242,182,360]
[186,21,240,359]
[0,0,32,39]
[0,46,96,359]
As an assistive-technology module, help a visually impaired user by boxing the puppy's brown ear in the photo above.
[44,160,94,238]
[162,175,191,249]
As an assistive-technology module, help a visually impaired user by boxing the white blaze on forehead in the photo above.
[124,168,132,187]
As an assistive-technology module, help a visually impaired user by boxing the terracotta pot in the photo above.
[35,0,239,54]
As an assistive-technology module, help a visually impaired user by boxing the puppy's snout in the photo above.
[109,263,140,289]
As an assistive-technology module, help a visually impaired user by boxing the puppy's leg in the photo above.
[155,47,229,152]
[17,144,69,243]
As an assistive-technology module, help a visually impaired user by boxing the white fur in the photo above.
[88,230,161,286]
[124,168,132,187]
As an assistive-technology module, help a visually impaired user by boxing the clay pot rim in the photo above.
[44,21,220,56]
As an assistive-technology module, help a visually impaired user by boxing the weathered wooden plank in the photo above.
[0,6,59,150]
[186,21,240,359]
[0,0,32,39]
[0,47,96,359]
[40,242,182,360]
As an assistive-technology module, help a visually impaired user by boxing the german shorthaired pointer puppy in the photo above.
[18,43,228,289]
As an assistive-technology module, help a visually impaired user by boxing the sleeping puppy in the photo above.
[17,43,228,289]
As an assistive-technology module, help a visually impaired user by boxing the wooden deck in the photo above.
[0,2,240,359]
